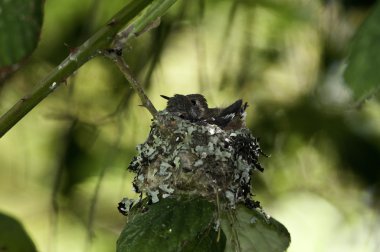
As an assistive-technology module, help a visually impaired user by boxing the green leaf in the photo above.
[0,212,37,252]
[222,206,291,252]
[0,0,43,73]
[117,197,224,252]
[344,2,380,99]
[181,224,226,252]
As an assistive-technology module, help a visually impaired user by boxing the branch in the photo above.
[104,0,178,117]
[111,55,158,116]
[0,0,154,137]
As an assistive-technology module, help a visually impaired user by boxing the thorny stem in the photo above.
[0,0,177,137]
[112,18,161,51]
[0,0,152,137]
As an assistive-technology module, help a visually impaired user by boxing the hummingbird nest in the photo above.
[125,110,265,211]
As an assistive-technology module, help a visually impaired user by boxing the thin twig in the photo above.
[110,55,158,116]
[106,7,174,117]
[102,1,179,117]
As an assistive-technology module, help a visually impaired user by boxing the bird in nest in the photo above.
[160,94,248,130]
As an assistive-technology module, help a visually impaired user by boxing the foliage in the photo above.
[344,1,380,99]
[222,205,290,252]
[0,0,43,78]
[117,197,290,252]
[117,197,225,252]
[0,0,380,252]
[0,212,37,252]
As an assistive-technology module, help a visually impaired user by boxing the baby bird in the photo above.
[161,94,248,130]
[160,94,207,122]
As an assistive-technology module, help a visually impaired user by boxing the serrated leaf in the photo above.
[344,2,380,99]
[222,206,291,252]
[0,212,37,252]
[117,197,224,252]
[0,0,43,76]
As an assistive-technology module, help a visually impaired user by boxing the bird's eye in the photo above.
[190,100,197,105]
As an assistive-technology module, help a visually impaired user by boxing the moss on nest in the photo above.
[126,110,265,210]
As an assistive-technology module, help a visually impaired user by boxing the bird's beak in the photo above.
[160,95,171,100]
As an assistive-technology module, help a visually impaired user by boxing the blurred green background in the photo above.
[1,0,380,251]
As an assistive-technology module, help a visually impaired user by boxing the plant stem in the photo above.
[105,0,178,117]
[112,56,158,116]
[0,0,153,138]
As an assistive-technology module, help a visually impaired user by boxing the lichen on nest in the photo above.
[121,110,265,213]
